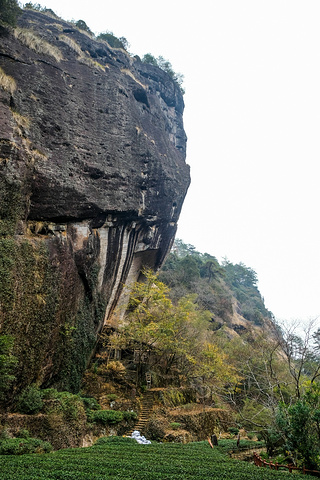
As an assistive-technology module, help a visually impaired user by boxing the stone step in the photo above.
[125,390,155,436]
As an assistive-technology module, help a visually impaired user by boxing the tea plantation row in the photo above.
[0,437,315,479]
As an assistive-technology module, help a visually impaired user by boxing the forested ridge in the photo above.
[160,239,273,331]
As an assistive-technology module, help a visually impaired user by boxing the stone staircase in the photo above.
[128,389,154,435]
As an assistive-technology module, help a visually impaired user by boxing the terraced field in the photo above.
[0,437,315,480]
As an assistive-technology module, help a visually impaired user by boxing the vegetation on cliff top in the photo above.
[18,3,185,92]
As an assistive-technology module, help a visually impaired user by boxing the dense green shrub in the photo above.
[160,389,188,407]
[81,396,101,411]
[41,389,87,421]
[94,436,135,446]
[16,429,30,439]
[74,19,93,35]
[40,388,59,400]
[97,31,129,50]
[0,437,52,455]
[16,385,43,414]
[122,411,137,422]
[106,393,118,402]
[91,410,124,425]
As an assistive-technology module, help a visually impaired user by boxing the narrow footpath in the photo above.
[128,389,154,435]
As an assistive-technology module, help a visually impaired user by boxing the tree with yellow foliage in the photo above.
[108,270,239,397]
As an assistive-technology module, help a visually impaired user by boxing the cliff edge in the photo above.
[0,10,190,394]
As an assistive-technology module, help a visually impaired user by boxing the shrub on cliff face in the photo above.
[97,31,129,50]
[24,3,57,17]
[81,395,101,411]
[142,53,184,93]
[0,0,21,26]
[74,19,93,35]
[41,388,88,424]
[16,385,43,414]
[0,335,17,401]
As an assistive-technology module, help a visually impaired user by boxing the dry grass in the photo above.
[74,27,94,39]
[49,23,63,31]
[59,35,82,55]
[14,28,63,62]
[30,147,47,162]
[58,34,107,71]
[0,67,16,94]
[12,110,30,129]
[23,138,48,163]
[121,68,146,88]
[78,56,106,71]
[97,38,131,58]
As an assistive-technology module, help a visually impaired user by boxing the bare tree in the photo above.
[277,317,320,399]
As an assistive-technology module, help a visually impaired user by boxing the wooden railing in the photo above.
[253,452,320,476]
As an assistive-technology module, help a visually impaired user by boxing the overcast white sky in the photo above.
[33,0,320,324]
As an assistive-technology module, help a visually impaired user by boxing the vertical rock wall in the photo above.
[0,10,190,393]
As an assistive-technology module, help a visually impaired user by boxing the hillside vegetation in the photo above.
[86,239,320,470]
[2,239,320,471]
[159,239,273,330]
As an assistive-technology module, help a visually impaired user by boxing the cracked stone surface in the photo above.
[0,10,190,390]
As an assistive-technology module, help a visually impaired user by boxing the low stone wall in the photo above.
[168,408,232,440]
[0,413,132,450]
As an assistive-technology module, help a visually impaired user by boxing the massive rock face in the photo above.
[0,10,189,393]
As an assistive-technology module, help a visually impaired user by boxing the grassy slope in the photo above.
[0,438,315,480]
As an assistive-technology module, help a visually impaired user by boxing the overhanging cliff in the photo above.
[0,10,190,394]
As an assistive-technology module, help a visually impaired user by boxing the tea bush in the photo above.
[0,438,315,479]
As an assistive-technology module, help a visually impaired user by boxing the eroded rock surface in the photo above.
[0,10,190,393]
